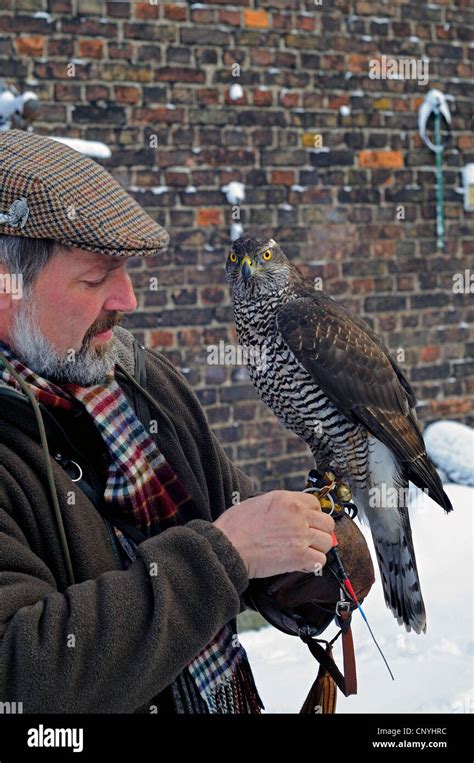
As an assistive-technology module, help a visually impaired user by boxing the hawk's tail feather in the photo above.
[372,533,427,635]
[407,454,453,514]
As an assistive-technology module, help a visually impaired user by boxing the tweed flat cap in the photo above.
[0,130,170,257]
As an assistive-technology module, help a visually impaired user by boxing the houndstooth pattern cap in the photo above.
[0,130,170,257]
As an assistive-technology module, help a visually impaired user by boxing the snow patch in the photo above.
[240,483,472,713]
[221,181,246,205]
[49,137,111,159]
[229,83,244,101]
[425,421,474,486]
[230,222,244,241]
[33,11,52,21]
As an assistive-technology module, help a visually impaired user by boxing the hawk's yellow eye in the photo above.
[229,252,237,263]
[262,249,272,260]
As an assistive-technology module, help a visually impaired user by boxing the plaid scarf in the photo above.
[0,340,263,714]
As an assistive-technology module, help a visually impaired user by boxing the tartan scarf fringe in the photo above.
[207,658,264,714]
[170,657,264,714]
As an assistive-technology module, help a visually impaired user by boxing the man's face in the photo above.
[1,246,138,386]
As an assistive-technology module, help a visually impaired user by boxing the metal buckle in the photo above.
[54,453,83,483]
[336,600,351,617]
[0,197,29,229]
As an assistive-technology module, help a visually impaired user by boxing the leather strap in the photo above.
[301,617,357,697]
[340,610,357,695]
[131,340,151,428]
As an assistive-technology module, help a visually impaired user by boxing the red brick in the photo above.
[131,107,184,124]
[358,151,404,169]
[156,67,205,84]
[197,88,220,105]
[392,98,410,112]
[78,39,104,58]
[279,91,300,108]
[177,328,202,347]
[253,89,273,106]
[196,208,223,226]
[219,9,241,26]
[244,9,269,28]
[420,345,440,363]
[135,2,160,19]
[55,83,81,101]
[296,14,316,31]
[149,330,175,348]
[456,63,472,78]
[164,170,189,186]
[16,36,44,56]
[322,54,346,72]
[373,241,395,257]
[190,8,214,23]
[164,4,187,22]
[250,48,273,66]
[271,170,295,185]
[108,42,134,59]
[114,85,141,104]
[458,135,474,150]
[85,84,110,101]
[353,278,375,294]
[347,54,367,73]
[412,96,424,110]
[272,12,291,29]
[327,94,349,110]
[430,398,472,417]
[224,89,246,106]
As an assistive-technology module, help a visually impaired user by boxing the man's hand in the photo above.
[213,490,335,579]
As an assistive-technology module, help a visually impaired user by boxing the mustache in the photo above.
[84,312,125,342]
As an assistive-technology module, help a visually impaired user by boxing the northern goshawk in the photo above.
[225,236,453,634]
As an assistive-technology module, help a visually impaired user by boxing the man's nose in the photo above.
[103,269,138,314]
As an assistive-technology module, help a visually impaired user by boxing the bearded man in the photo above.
[0,130,334,714]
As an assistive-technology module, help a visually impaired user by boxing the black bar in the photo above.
[0,712,472,760]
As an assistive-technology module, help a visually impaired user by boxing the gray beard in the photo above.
[8,293,120,386]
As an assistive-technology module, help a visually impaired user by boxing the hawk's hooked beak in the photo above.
[241,255,254,285]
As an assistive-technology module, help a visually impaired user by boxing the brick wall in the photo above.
[1,0,473,491]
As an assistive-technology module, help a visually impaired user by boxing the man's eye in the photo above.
[84,277,107,288]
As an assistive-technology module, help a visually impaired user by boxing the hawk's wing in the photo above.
[276,295,451,512]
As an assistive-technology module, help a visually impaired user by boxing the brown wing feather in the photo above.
[276,294,452,512]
